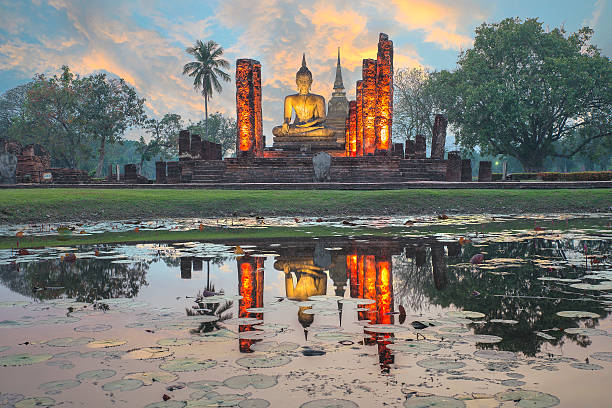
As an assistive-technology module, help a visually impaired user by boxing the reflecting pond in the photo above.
[1,215,612,407]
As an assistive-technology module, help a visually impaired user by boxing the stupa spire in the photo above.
[333,47,345,91]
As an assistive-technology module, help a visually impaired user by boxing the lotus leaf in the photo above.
[160,358,217,372]
[38,379,80,395]
[101,378,144,392]
[15,397,56,408]
[364,324,409,333]
[76,369,116,381]
[157,338,194,346]
[590,351,612,362]
[74,324,112,332]
[299,398,359,408]
[555,311,600,318]
[186,379,223,391]
[402,396,466,407]
[494,390,560,407]
[387,342,441,353]
[474,350,517,361]
[463,335,503,344]
[236,355,291,368]
[564,328,607,336]
[570,362,603,370]
[0,353,53,366]
[144,402,187,408]
[223,374,278,389]
[447,311,485,319]
[239,399,270,408]
[123,347,173,360]
[123,371,179,385]
[45,337,93,347]
[87,339,127,348]
[249,341,299,352]
[417,358,466,371]
[313,332,355,342]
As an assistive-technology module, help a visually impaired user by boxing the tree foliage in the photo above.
[187,112,237,157]
[393,67,438,142]
[434,18,612,171]
[136,113,183,171]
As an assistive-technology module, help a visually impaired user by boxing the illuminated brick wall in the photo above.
[375,33,393,153]
[356,80,364,156]
[347,101,357,157]
[236,59,263,157]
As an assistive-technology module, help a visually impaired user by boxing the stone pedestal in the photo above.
[461,159,472,182]
[392,143,404,158]
[167,162,181,183]
[478,161,492,182]
[415,135,426,158]
[124,164,137,183]
[445,151,461,182]
[155,161,167,183]
[405,140,415,158]
[190,134,202,159]
[313,152,332,182]
[431,114,447,159]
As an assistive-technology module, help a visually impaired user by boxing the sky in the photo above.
[0,0,610,141]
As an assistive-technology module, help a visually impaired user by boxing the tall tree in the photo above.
[79,73,145,177]
[136,113,183,171]
[434,18,612,171]
[187,112,237,157]
[182,40,231,139]
[0,82,32,139]
[393,67,438,142]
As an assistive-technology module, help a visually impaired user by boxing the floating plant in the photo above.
[249,341,299,352]
[38,379,81,395]
[123,371,179,385]
[300,398,359,408]
[555,311,600,319]
[463,334,503,344]
[590,352,612,362]
[0,353,53,366]
[447,311,485,319]
[417,358,466,371]
[76,369,116,381]
[386,342,441,353]
[494,390,560,407]
[123,347,173,360]
[402,396,466,407]
[239,399,270,408]
[14,397,56,408]
[74,324,112,332]
[101,378,144,392]
[223,374,278,389]
[474,350,517,361]
[160,358,217,372]
[87,339,127,348]
[45,337,94,347]
[235,355,291,368]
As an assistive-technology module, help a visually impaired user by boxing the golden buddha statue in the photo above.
[272,54,335,139]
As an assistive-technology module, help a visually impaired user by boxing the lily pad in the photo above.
[76,369,117,381]
[489,319,519,324]
[535,331,556,340]
[463,335,503,344]
[15,397,56,408]
[590,351,612,362]
[364,324,409,333]
[249,341,299,353]
[387,342,441,353]
[223,374,278,389]
[123,347,173,360]
[123,371,179,385]
[0,353,53,366]
[102,378,144,392]
[38,379,81,395]
[87,339,127,348]
[160,358,217,372]
[564,328,607,336]
[438,326,469,334]
[474,350,517,361]
[494,390,560,407]
[187,391,246,406]
[570,362,603,370]
[0,320,33,328]
[300,399,359,408]
[46,360,75,369]
[403,396,466,407]
[157,338,194,347]
[236,355,291,368]
[417,358,466,371]
[45,337,94,347]
[555,311,600,319]
[186,379,223,391]
[74,324,112,332]
[447,311,485,319]
[313,332,355,342]
[223,318,262,325]
[199,328,237,342]
[239,399,270,408]
[144,402,186,408]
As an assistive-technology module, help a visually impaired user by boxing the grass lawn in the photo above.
[0,188,610,225]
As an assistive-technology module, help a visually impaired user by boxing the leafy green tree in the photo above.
[136,113,183,172]
[434,18,612,171]
[183,40,231,139]
[79,73,145,177]
[393,67,438,142]
[187,112,237,157]
[0,82,32,139]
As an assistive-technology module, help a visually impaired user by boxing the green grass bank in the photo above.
[0,188,610,224]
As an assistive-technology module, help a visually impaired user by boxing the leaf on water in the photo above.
[123,371,179,386]
[438,327,469,334]
[0,393,24,406]
[590,351,612,362]
[249,342,299,353]
[144,402,186,408]
[0,353,53,366]
[46,360,74,369]
[223,374,278,389]
[402,395,466,408]
[156,338,194,347]
[463,335,503,344]
[101,379,144,392]
[239,399,271,408]
[0,346,10,353]
[447,311,485,319]
[501,379,526,387]
[160,358,217,372]
[300,399,359,408]
[123,347,173,360]
[364,324,409,334]
[186,379,223,391]
[555,311,600,319]
[474,350,517,361]
[313,332,355,342]
[87,339,127,349]
[222,318,263,325]
[535,331,556,340]
[563,328,607,336]
[76,369,116,381]
[494,390,560,407]
[198,328,237,342]
[417,358,466,371]
[387,342,441,353]
[570,362,604,370]
[45,337,94,347]
[14,397,56,408]
[489,319,518,325]
[236,355,291,368]
[74,324,112,332]
[38,379,81,395]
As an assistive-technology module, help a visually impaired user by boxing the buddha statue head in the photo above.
[296,53,313,95]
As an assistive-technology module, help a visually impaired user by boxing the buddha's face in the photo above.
[296,76,312,94]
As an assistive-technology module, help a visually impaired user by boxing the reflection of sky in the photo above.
[1,0,609,141]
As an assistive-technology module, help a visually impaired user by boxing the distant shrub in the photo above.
[491,173,503,181]
[539,171,612,181]
[507,173,539,181]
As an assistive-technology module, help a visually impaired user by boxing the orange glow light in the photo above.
[362,59,377,156]
[348,101,357,157]
[236,59,263,156]
[375,33,393,152]
[356,80,363,156]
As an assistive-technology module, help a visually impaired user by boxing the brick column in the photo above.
[445,151,461,181]
[461,159,472,182]
[356,80,363,156]
[236,59,263,157]
[362,59,377,156]
[414,135,426,158]
[478,161,492,182]
[431,114,447,159]
[375,33,393,154]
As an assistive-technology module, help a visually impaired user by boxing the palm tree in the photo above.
[183,40,231,139]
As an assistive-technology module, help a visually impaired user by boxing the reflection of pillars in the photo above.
[414,246,426,267]
[192,258,203,272]
[180,257,192,279]
[431,245,448,291]
[447,243,461,257]
[237,257,264,352]
[330,255,348,325]
[348,254,359,298]
[376,255,394,372]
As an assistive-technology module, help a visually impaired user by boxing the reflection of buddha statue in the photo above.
[281,263,327,301]
[272,54,335,139]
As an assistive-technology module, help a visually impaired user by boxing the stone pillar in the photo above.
[445,151,461,182]
[167,162,181,183]
[392,143,404,158]
[180,257,192,279]
[431,114,447,159]
[192,258,203,272]
[356,80,363,156]
[347,100,357,157]
[405,140,415,158]
[124,164,137,183]
[236,59,263,157]
[107,164,113,182]
[190,134,202,159]
[478,161,492,182]
[414,134,426,158]
[461,159,472,182]
[362,59,377,156]
[375,33,393,154]
[178,130,191,160]
[155,161,167,183]
[345,115,350,157]
[201,140,211,160]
